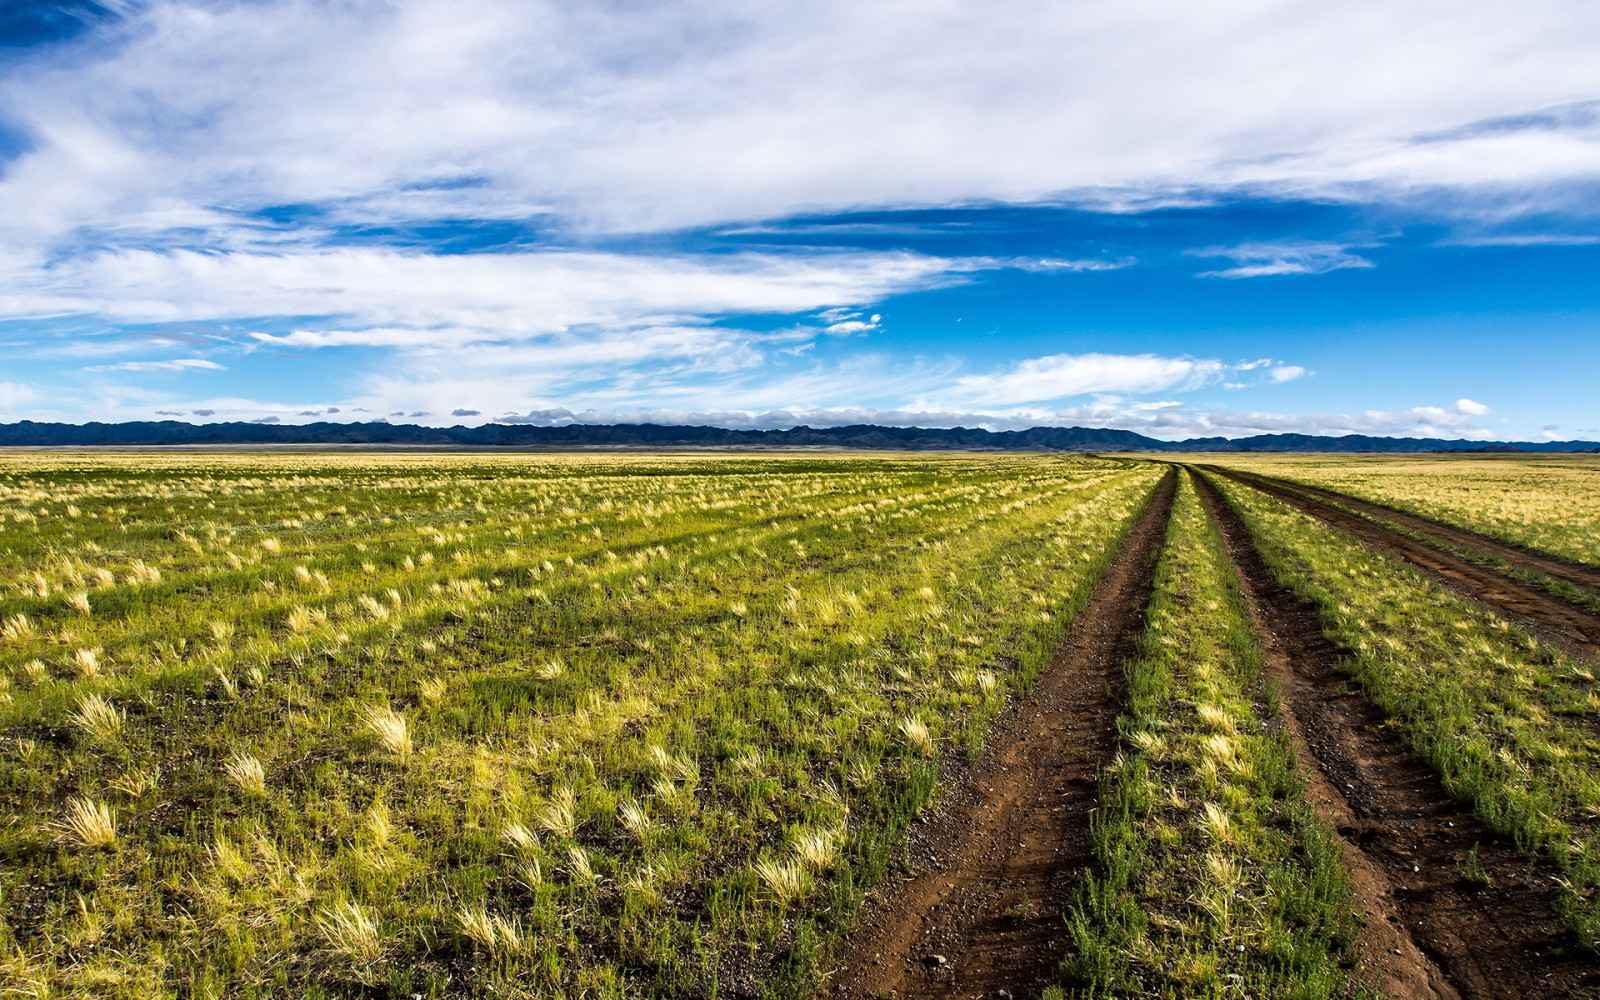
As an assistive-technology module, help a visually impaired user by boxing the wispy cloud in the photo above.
[82,357,226,373]
[0,380,40,415]
[2,0,1598,251]
[932,352,1306,407]
[1444,233,1600,246]
[1189,241,1375,278]
[1046,396,1499,439]
[0,246,963,340]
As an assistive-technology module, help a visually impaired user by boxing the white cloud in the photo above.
[476,396,1504,441]
[12,360,1513,443]
[1190,241,1375,278]
[19,391,1513,441]
[817,308,882,336]
[0,3,1586,435]
[0,381,40,416]
[933,352,1305,407]
[0,247,1043,425]
[81,358,227,372]
[945,353,1222,404]
[489,406,1000,430]
[0,0,1597,252]
[296,349,1307,431]
[1010,258,1135,273]
[0,246,960,343]
[1446,234,1600,246]
[1042,395,1499,439]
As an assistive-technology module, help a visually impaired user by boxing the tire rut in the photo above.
[1202,465,1600,658]
[1192,467,1600,999]
[827,469,1178,1000]
[1235,470,1600,599]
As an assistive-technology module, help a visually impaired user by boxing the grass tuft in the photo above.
[69,693,125,742]
[1,612,34,641]
[315,901,384,964]
[457,905,524,955]
[55,796,117,849]
[899,715,935,756]
[223,753,267,795]
[361,705,412,757]
[753,857,811,903]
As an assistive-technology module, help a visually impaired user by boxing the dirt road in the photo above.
[828,470,1177,1000]
[1195,468,1598,999]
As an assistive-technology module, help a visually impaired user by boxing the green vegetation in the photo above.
[1196,453,1600,567]
[1239,474,1600,616]
[1284,484,1600,617]
[1207,470,1600,944]
[0,452,1160,998]
[8,449,1600,999]
[1064,473,1364,999]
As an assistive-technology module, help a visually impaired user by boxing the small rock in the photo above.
[923,954,947,968]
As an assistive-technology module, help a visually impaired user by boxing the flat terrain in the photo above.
[4,451,1600,999]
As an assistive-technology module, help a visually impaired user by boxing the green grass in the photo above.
[1247,478,1600,616]
[15,450,1600,998]
[1061,472,1365,999]
[1194,452,1600,568]
[0,451,1160,998]
[1207,470,1600,946]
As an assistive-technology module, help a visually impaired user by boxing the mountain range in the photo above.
[1,419,1596,452]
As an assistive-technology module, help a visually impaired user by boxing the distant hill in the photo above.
[0,419,1595,453]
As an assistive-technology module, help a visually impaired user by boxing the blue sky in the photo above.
[1,1,1598,440]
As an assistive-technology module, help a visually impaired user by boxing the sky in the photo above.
[0,1,1598,441]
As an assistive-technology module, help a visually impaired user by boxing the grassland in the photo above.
[0,452,1159,999]
[5,449,1600,1000]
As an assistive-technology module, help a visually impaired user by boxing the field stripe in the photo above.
[1213,465,1600,580]
[1203,470,1600,998]
[1204,465,1600,658]
[1196,467,1600,997]
[829,468,1177,1000]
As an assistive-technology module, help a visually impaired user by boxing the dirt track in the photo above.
[1236,470,1600,598]
[1194,468,1599,999]
[1203,465,1600,658]
[827,469,1177,1000]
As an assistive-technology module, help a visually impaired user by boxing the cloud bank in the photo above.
[3,0,1598,246]
[488,396,1499,441]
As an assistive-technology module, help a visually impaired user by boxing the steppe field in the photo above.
[4,450,1600,1000]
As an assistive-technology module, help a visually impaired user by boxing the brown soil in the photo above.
[826,469,1178,1000]
[1203,465,1600,658]
[1244,471,1600,598]
[1193,468,1600,999]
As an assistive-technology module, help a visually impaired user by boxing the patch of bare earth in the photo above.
[827,469,1177,1000]
[1204,466,1600,657]
[1194,468,1600,1000]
